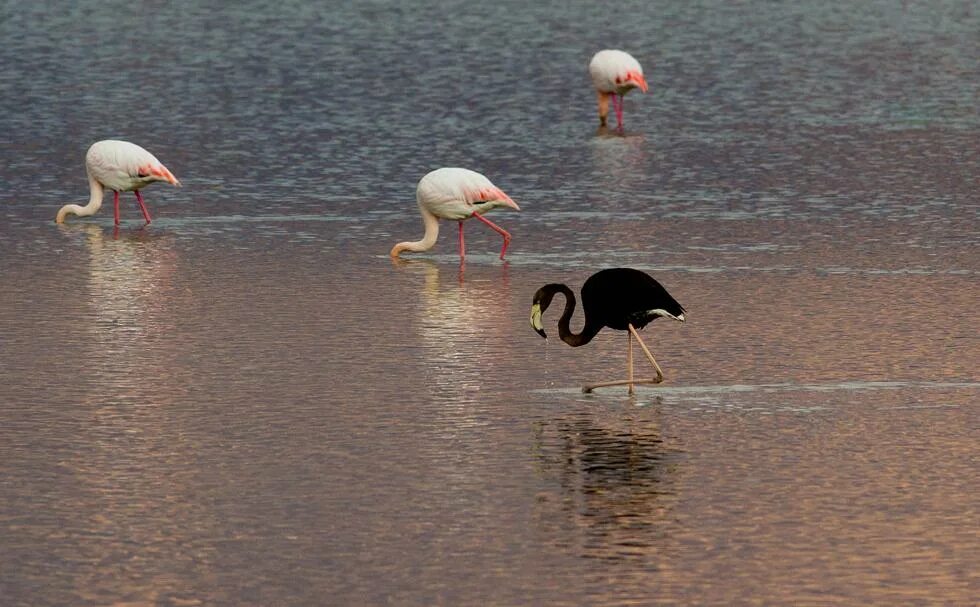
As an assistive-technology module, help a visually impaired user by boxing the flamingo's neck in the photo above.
[56,176,104,224]
[390,206,440,257]
[553,285,602,347]
[534,284,603,347]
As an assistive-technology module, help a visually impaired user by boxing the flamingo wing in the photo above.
[463,184,516,207]
[86,140,179,191]
[418,167,518,219]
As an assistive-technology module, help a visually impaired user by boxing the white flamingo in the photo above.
[588,50,649,129]
[55,140,180,225]
[390,167,520,261]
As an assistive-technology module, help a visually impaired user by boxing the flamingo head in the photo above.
[530,302,546,338]
[530,284,561,339]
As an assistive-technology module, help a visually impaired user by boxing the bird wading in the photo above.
[55,140,180,226]
[588,49,649,130]
[390,167,520,261]
[531,268,685,394]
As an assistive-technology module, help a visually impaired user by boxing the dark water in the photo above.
[1,1,978,605]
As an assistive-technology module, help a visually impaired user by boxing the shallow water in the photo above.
[1,1,978,605]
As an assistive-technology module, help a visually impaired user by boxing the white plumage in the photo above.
[390,167,520,260]
[588,50,649,128]
[56,140,180,225]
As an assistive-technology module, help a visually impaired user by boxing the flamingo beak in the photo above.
[530,304,546,338]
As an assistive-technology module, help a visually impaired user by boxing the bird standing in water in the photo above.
[588,50,649,129]
[55,140,180,225]
[390,167,520,261]
[530,268,685,394]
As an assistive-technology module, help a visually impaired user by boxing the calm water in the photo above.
[1,1,978,605]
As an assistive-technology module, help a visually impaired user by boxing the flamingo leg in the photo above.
[596,90,611,126]
[582,324,665,393]
[627,331,634,395]
[470,212,512,260]
[134,190,152,225]
[458,220,465,259]
[113,190,120,226]
[614,94,625,130]
[629,323,664,383]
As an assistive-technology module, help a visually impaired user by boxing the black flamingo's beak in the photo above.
[530,303,547,338]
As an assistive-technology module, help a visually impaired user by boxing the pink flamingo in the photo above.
[390,167,520,261]
[588,50,649,129]
[55,140,180,225]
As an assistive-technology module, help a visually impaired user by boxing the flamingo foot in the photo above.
[135,190,152,225]
[582,377,663,393]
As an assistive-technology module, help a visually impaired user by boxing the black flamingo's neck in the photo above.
[538,284,602,347]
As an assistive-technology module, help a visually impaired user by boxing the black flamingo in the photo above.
[530,268,686,393]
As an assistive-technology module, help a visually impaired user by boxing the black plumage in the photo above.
[530,268,686,392]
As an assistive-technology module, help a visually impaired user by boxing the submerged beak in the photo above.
[530,303,546,338]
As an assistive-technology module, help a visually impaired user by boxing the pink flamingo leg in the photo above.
[470,212,512,260]
[458,220,466,259]
[113,191,120,226]
[614,94,625,129]
[134,190,152,225]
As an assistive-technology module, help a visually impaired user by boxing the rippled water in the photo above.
[1,1,978,605]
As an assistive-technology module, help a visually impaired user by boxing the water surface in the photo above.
[1,1,978,605]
